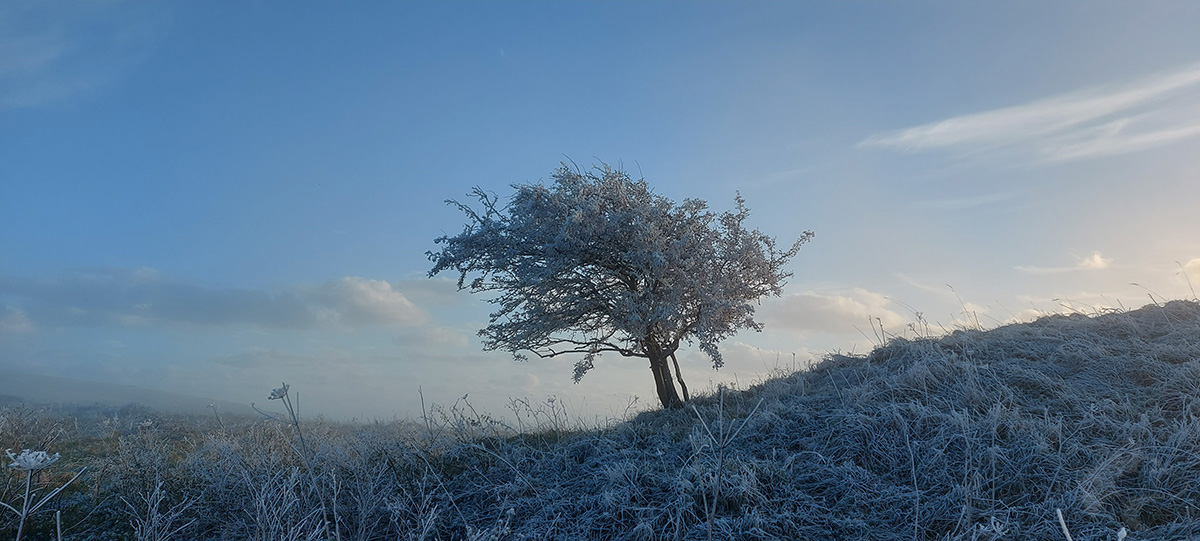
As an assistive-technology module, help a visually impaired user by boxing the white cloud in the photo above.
[761,288,907,335]
[1177,258,1200,293]
[1077,252,1112,270]
[311,277,428,327]
[1015,252,1113,275]
[1181,258,1200,277]
[860,61,1200,163]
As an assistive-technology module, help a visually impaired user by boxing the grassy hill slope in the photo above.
[3,300,1199,539]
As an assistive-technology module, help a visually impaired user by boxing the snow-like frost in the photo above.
[4,300,1200,539]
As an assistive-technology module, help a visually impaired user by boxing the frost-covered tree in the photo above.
[428,165,813,409]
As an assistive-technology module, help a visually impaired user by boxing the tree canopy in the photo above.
[428,165,813,408]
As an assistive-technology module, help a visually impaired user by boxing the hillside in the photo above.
[3,300,1199,539]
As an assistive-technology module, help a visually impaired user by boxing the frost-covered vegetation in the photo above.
[429,165,812,409]
[5,300,1200,539]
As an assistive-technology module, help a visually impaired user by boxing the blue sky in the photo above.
[4,1,1200,420]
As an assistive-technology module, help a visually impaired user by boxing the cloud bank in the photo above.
[761,288,907,335]
[0,268,428,331]
[861,61,1200,163]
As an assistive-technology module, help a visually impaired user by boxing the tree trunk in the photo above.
[670,352,690,402]
[647,340,683,409]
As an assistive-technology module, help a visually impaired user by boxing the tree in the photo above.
[427,164,813,409]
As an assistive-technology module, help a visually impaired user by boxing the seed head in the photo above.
[6,449,61,471]
[268,383,290,400]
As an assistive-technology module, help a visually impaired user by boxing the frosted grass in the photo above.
[2,300,1200,539]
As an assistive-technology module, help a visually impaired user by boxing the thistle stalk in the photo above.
[2,449,85,541]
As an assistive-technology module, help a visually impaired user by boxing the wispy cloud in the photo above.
[908,191,1019,211]
[0,1,170,111]
[1015,252,1113,275]
[860,62,1200,163]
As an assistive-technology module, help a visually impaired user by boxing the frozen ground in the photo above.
[3,300,1199,539]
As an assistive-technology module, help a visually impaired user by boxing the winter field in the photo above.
[4,300,1200,540]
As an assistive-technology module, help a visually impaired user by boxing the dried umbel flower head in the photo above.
[268,383,290,400]
[6,449,61,471]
